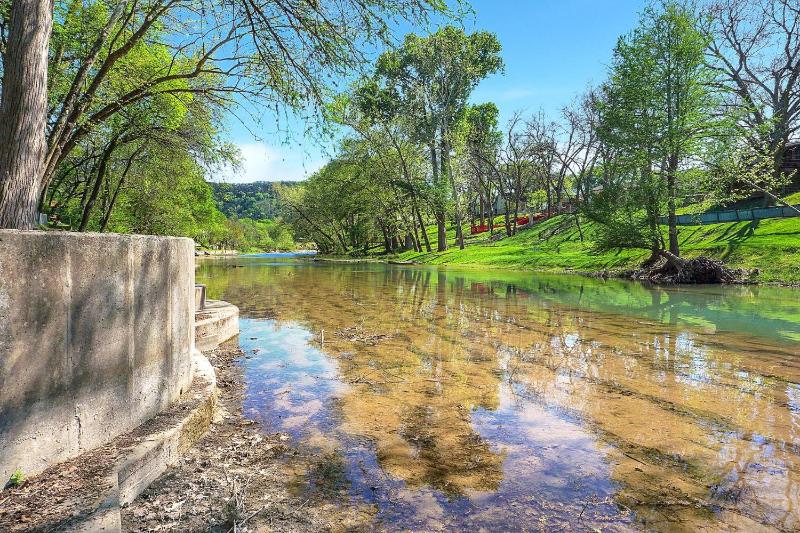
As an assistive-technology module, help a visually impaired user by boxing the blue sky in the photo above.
[218,0,647,183]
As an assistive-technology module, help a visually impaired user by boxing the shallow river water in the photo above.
[198,256,800,531]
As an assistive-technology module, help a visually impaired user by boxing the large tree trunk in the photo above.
[414,204,432,252]
[442,141,464,250]
[658,249,688,271]
[0,0,53,229]
[666,155,680,256]
[429,142,447,252]
[436,213,447,252]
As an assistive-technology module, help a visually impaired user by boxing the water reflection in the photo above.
[198,259,800,531]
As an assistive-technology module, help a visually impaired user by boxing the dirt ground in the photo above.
[121,343,376,532]
[0,357,214,533]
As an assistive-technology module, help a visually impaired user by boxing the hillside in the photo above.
[211,181,295,220]
[395,214,800,284]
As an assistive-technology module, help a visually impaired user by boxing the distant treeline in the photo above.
[206,181,299,252]
[211,182,295,220]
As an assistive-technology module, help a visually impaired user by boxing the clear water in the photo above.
[197,258,800,531]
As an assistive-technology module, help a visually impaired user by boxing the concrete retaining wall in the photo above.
[0,230,195,483]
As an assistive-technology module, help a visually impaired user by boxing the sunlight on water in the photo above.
[198,258,800,531]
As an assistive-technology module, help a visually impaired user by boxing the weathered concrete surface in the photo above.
[0,230,195,483]
[194,283,207,311]
[0,351,217,532]
[195,299,239,351]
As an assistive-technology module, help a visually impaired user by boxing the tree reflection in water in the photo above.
[199,258,800,531]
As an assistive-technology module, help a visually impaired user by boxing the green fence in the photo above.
[660,204,800,226]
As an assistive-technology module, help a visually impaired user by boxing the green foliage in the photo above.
[280,154,388,255]
[211,182,295,220]
[701,137,795,207]
[225,217,297,252]
[6,0,459,236]
[6,468,24,488]
[585,174,666,251]
[373,26,504,249]
[590,0,719,255]
[464,103,501,151]
[526,189,548,212]
[103,147,226,241]
[43,0,238,239]
[398,213,800,284]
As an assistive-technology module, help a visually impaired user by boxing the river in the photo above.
[197,255,800,531]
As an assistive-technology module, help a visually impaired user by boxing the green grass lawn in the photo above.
[396,214,800,284]
[783,191,800,205]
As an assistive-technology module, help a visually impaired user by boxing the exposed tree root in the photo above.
[626,251,750,284]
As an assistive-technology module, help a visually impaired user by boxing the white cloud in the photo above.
[212,142,326,183]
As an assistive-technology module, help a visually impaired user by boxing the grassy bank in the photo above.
[395,214,800,284]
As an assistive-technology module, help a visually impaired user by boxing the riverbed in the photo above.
[197,256,800,531]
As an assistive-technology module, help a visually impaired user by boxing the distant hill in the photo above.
[211,181,295,220]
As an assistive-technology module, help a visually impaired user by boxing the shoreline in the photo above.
[378,214,800,285]
[312,254,800,287]
[121,343,374,532]
[196,249,318,258]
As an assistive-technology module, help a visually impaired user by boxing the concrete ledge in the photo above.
[0,230,195,482]
[0,352,217,532]
[195,299,239,351]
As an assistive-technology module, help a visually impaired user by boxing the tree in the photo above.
[463,102,502,230]
[701,134,800,213]
[41,34,235,235]
[332,78,433,252]
[110,147,222,238]
[704,0,800,185]
[279,154,380,255]
[494,111,541,236]
[594,1,717,258]
[523,112,558,221]
[0,0,52,228]
[0,0,455,229]
[211,182,295,220]
[554,90,602,240]
[376,26,503,250]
